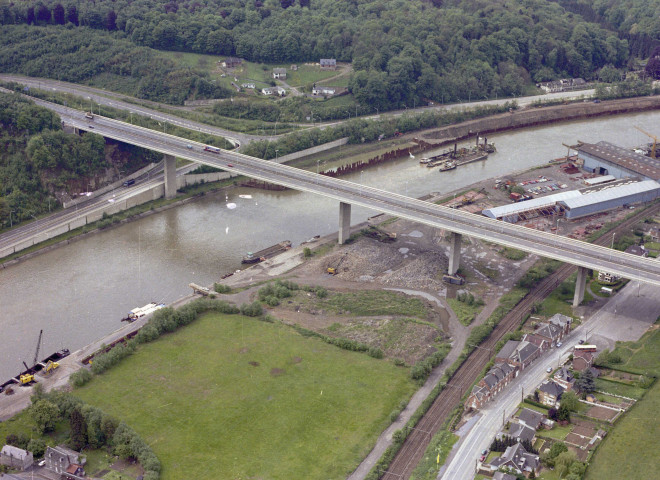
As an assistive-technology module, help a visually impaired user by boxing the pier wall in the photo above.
[424,96,660,145]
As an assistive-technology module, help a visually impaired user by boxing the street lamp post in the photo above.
[275,149,279,163]
[130,111,133,125]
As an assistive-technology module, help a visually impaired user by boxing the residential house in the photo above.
[538,381,565,407]
[573,350,595,372]
[488,443,540,476]
[290,64,298,70]
[272,68,287,79]
[0,445,33,471]
[518,408,544,430]
[522,333,550,353]
[553,367,575,391]
[320,58,337,70]
[312,86,337,96]
[45,446,84,476]
[221,57,242,68]
[508,423,536,444]
[493,473,518,480]
[241,83,256,89]
[624,244,648,257]
[467,363,516,409]
[538,78,586,93]
[262,87,286,96]
[535,323,564,346]
[598,271,620,284]
[648,225,660,241]
[548,313,572,333]
[495,340,540,371]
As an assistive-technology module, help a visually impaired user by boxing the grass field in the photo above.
[75,312,415,480]
[585,327,660,480]
[446,298,483,326]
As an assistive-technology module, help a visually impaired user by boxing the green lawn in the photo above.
[594,378,645,400]
[586,381,660,480]
[585,327,660,479]
[536,423,572,441]
[446,298,483,326]
[75,313,415,480]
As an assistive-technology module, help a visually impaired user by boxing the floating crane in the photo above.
[634,126,659,158]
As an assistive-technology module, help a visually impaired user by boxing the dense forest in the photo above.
[0,93,154,227]
[0,0,658,109]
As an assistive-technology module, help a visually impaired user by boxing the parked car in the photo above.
[578,339,585,344]
[479,454,486,462]
[546,367,553,373]
[556,342,563,347]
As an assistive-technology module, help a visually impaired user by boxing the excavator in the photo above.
[327,254,348,275]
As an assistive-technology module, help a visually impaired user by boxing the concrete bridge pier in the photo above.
[448,232,462,275]
[164,154,177,199]
[573,266,588,307]
[338,202,351,244]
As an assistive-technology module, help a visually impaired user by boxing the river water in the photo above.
[1,111,659,381]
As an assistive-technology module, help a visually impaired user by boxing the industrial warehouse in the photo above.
[482,141,660,223]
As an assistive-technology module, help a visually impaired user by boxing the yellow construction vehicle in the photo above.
[635,126,659,158]
[327,254,348,275]
[44,360,59,375]
[20,373,34,385]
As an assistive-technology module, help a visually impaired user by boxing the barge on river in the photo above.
[121,302,166,322]
[0,348,70,391]
[242,240,292,264]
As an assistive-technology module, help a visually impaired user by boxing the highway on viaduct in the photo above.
[7,96,660,286]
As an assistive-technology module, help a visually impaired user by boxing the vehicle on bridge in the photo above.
[204,145,221,154]
[123,179,135,187]
[85,112,94,120]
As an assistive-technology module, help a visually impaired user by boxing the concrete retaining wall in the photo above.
[63,161,161,209]
[424,96,660,144]
[277,137,349,164]
[177,172,235,188]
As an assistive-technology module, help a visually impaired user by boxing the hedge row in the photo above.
[410,345,451,382]
[291,324,383,358]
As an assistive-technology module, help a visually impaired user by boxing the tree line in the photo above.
[0,0,652,110]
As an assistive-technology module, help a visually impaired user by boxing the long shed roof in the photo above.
[559,180,660,209]
[482,190,581,219]
[578,141,660,180]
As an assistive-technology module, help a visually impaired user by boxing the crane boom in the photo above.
[634,126,658,158]
[32,329,43,365]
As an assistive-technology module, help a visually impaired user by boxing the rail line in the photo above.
[380,204,659,479]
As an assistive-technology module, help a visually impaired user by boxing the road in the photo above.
[0,73,595,143]
[0,74,259,147]
[441,277,660,480]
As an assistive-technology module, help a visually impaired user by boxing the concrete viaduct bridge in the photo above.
[43,99,660,304]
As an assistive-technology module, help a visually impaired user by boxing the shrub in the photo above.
[27,438,46,458]
[240,301,264,317]
[70,368,93,387]
[213,283,231,294]
[303,247,312,258]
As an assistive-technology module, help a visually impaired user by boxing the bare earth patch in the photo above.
[270,368,285,376]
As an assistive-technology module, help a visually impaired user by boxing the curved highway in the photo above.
[11,97,660,287]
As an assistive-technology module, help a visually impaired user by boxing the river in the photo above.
[1,111,659,381]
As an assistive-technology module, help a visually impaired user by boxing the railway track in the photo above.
[380,204,659,480]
